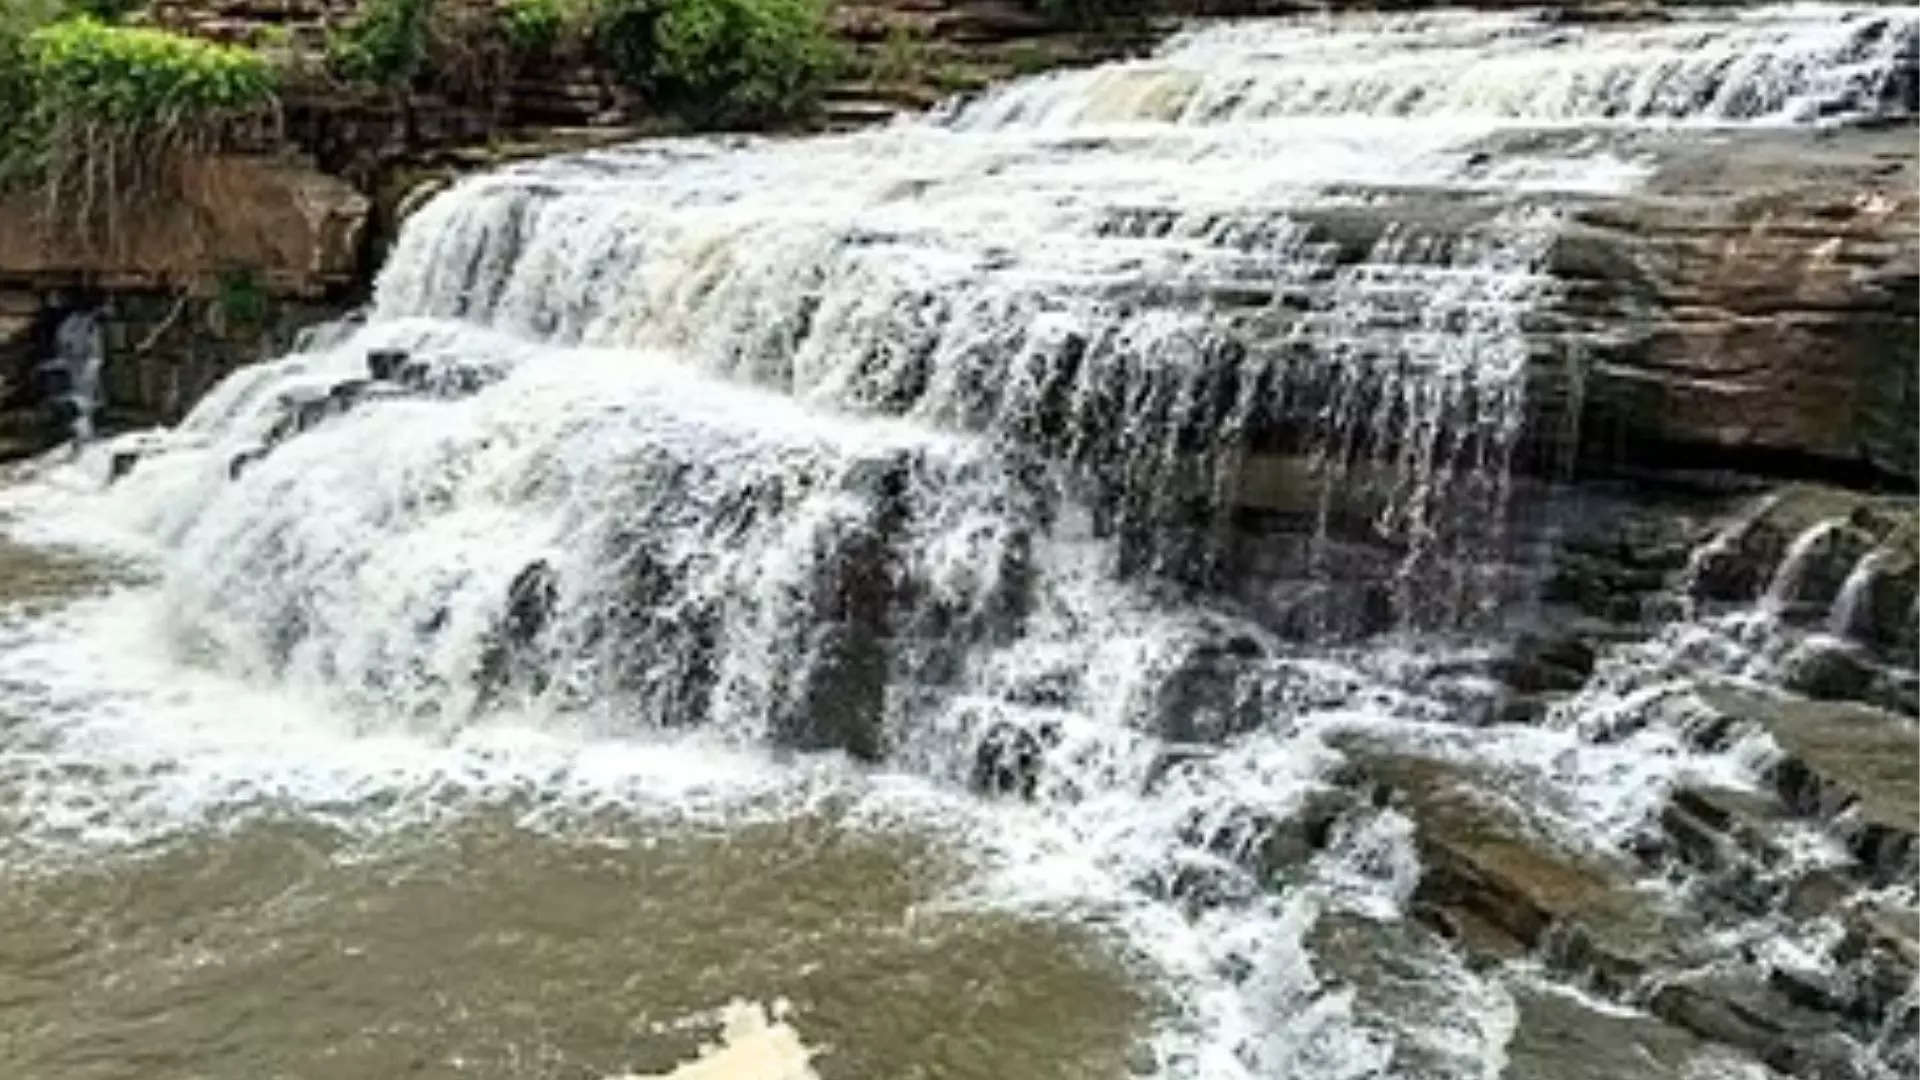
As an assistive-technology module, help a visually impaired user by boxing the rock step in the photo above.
[1696,684,1918,888]
[1503,980,1731,1080]
[1330,738,1688,987]
[1330,733,1916,1079]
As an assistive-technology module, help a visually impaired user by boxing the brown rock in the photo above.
[0,154,368,299]
[1697,683,1919,885]
[1332,738,1687,990]
[1564,126,1919,487]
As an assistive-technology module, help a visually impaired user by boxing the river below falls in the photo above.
[0,537,1152,1080]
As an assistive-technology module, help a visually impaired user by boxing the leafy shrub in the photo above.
[1005,41,1052,76]
[329,0,516,106]
[217,266,269,327]
[327,0,432,86]
[592,0,659,88]
[1,17,278,241]
[595,0,841,126]
[66,0,146,18]
[870,23,925,84]
[502,0,565,53]
[426,0,513,103]
[252,23,294,50]
[0,0,69,182]
[24,17,276,121]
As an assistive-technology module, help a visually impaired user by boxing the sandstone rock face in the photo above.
[1560,126,1919,488]
[0,155,368,299]
[1698,684,1918,886]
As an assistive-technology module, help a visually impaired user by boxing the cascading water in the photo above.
[0,6,1915,1080]
[38,306,105,448]
[950,6,1918,129]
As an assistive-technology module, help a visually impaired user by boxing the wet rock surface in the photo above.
[1331,740,1684,979]
[1310,512,1920,1077]
[1502,982,1724,1080]
[1699,685,1918,885]
[1557,125,1919,489]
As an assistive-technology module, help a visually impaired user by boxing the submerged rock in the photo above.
[970,719,1055,799]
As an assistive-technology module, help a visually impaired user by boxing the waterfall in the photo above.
[1761,518,1844,612]
[950,7,1919,130]
[0,7,1915,1080]
[1829,547,1891,638]
[39,307,105,447]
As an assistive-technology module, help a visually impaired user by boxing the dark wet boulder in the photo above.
[970,719,1056,799]
[1331,736,1689,992]
[366,348,407,382]
[1650,977,1868,1080]
[1490,631,1598,694]
[264,387,339,445]
[327,378,372,411]
[227,446,268,480]
[390,356,507,398]
[1779,638,1916,716]
[1833,522,1919,665]
[1134,851,1259,917]
[107,449,140,483]
[502,560,558,646]
[1501,980,1724,1080]
[475,560,561,703]
[1184,787,1357,888]
[774,519,896,762]
[785,619,890,762]
[1686,487,1914,612]
[1538,492,1713,625]
[1148,627,1272,743]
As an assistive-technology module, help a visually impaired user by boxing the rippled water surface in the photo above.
[0,812,1143,1080]
[0,541,1148,1080]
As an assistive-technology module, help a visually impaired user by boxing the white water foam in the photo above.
[611,1000,820,1080]
[952,6,1918,130]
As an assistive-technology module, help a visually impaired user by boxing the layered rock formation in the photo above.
[1564,125,1919,489]
[0,155,369,452]
[0,154,367,296]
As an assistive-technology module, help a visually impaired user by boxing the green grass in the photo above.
[595,0,843,126]
[0,13,277,246]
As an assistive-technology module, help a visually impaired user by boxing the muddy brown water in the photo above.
[0,535,1150,1080]
[0,815,1147,1080]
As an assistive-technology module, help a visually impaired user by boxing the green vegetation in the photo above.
[22,17,274,121]
[327,0,433,85]
[66,0,147,17]
[930,63,985,94]
[0,12,278,243]
[324,0,837,126]
[501,0,565,53]
[593,0,840,126]
[870,23,926,84]
[0,1,68,183]
[217,266,269,328]
[1005,41,1053,77]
